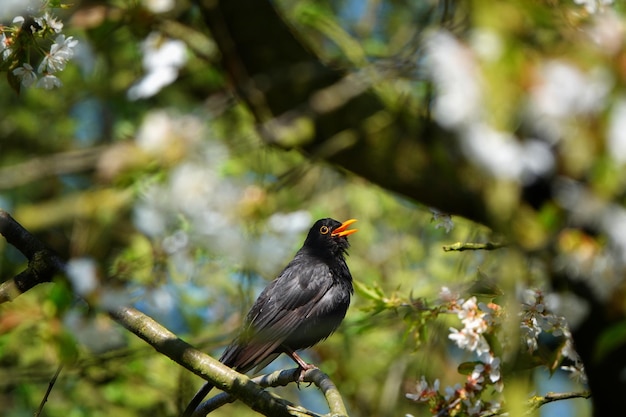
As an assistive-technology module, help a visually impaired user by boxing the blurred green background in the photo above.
[0,0,605,416]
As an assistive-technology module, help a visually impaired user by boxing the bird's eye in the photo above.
[319,225,330,235]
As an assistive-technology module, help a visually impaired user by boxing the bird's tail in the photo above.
[181,381,214,417]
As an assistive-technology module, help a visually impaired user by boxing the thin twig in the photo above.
[35,364,64,417]
[442,241,507,252]
[0,147,106,190]
[527,391,592,413]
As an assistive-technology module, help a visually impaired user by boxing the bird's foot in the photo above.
[286,348,318,386]
[297,362,317,382]
[294,365,317,389]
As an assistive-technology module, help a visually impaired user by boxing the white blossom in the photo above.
[478,352,501,383]
[406,377,439,402]
[425,30,482,129]
[457,297,488,332]
[127,32,187,100]
[444,383,462,401]
[143,0,175,13]
[562,361,587,383]
[267,211,312,234]
[63,309,125,353]
[470,29,503,62]
[51,34,78,59]
[466,399,484,416]
[36,11,64,33]
[38,34,79,73]
[574,0,614,13]
[36,73,62,89]
[462,124,554,182]
[410,287,581,417]
[449,327,490,355]
[587,10,625,54]
[439,286,460,303]
[608,97,626,164]
[66,258,99,296]
[468,364,485,391]
[529,61,611,121]
[0,33,12,61]
[12,63,37,87]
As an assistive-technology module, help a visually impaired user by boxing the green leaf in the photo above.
[594,320,626,363]
[353,280,385,302]
[458,360,481,375]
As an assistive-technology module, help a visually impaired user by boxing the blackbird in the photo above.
[182,218,358,417]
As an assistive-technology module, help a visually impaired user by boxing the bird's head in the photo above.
[303,218,358,258]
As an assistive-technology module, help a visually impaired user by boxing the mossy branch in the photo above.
[195,368,348,416]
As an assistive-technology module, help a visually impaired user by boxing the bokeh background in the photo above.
[2,0,618,416]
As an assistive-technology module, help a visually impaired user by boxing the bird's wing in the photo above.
[219,261,332,372]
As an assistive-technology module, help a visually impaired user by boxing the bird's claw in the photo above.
[291,363,318,389]
[296,363,318,388]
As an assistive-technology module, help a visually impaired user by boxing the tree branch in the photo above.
[0,208,349,416]
[195,368,348,416]
[34,364,64,417]
[527,391,592,414]
[0,146,106,190]
[442,241,507,252]
[0,209,65,301]
[108,306,299,417]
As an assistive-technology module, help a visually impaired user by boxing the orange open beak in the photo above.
[332,219,358,237]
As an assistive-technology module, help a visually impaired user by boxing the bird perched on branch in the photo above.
[182,218,358,417]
